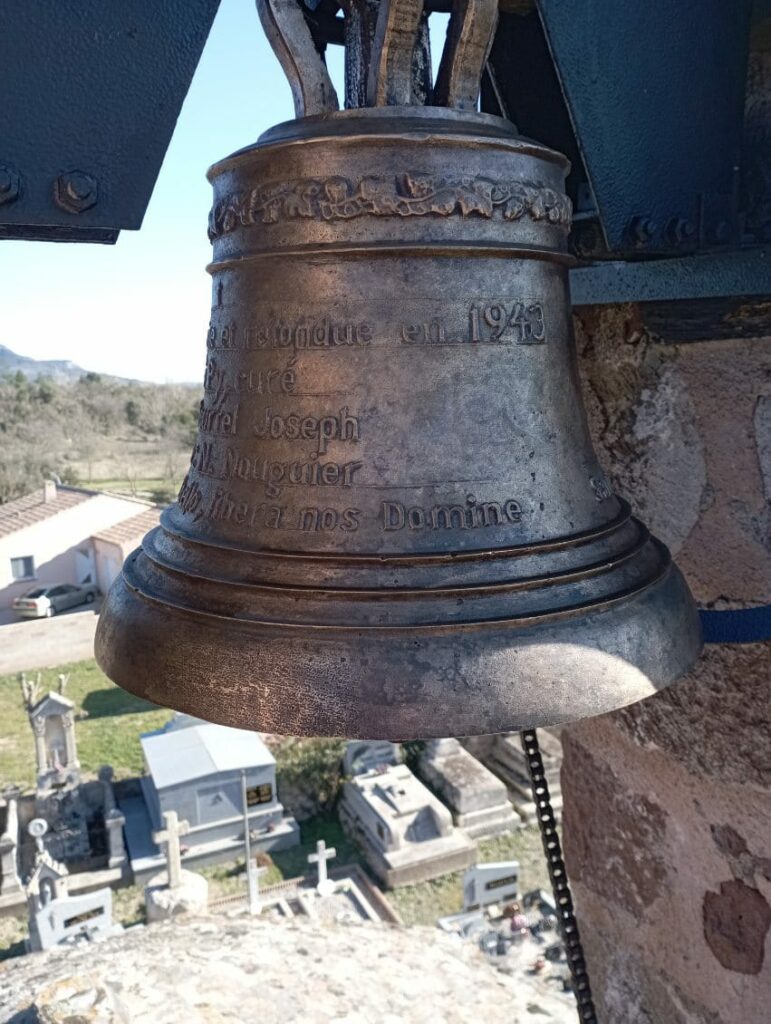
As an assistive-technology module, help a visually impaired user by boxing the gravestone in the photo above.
[343,740,401,777]
[99,766,127,870]
[25,819,122,951]
[127,716,299,882]
[418,738,517,838]
[308,839,337,896]
[144,810,208,922]
[462,860,520,912]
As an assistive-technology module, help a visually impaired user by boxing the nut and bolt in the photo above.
[666,216,696,246]
[54,170,98,214]
[0,165,21,205]
[627,216,657,247]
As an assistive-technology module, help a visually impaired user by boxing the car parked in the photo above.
[12,583,99,618]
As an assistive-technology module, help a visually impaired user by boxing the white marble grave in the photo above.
[125,715,299,882]
[339,742,476,888]
[418,738,517,839]
[28,691,80,793]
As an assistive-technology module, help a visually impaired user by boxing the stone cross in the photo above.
[152,810,189,889]
[308,839,336,896]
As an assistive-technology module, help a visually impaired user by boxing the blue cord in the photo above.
[699,605,771,644]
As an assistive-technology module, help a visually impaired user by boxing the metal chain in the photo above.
[520,729,599,1024]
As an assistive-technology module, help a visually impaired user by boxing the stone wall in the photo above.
[560,305,771,1023]
[0,913,575,1023]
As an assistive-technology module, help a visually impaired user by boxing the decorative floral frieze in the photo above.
[208,173,572,240]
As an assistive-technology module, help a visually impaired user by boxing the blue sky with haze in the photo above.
[0,0,450,384]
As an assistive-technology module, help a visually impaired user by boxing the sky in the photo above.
[0,0,450,384]
[0,0,331,383]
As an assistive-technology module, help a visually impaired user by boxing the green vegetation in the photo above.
[0,370,198,503]
[388,828,550,926]
[0,660,171,790]
[272,736,348,815]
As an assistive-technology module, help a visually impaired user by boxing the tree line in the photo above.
[0,371,199,504]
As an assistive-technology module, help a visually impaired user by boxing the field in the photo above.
[0,660,172,790]
[0,658,550,958]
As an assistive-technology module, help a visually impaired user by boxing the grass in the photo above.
[0,659,172,790]
[90,477,173,496]
[387,827,550,926]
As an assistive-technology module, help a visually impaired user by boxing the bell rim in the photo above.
[94,562,703,740]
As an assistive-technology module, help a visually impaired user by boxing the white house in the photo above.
[0,481,160,610]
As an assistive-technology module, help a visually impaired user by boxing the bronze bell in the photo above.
[95,0,701,738]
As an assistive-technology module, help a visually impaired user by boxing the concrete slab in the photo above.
[0,607,100,674]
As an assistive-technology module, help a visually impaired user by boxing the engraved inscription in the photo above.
[381,494,522,533]
[202,487,362,533]
[191,441,363,499]
[205,355,297,396]
[207,317,372,353]
[469,302,546,345]
[208,174,572,239]
[198,400,239,436]
[253,406,360,455]
[401,301,547,346]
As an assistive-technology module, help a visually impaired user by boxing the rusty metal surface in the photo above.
[95,104,702,739]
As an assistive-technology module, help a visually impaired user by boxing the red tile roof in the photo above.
[92,507,161,547]
[0,486,95,540]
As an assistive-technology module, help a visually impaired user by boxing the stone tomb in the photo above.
[25,819,122,952]
[339,742,476,888]
[466,730,563,822]
[418,738,517,839]
[123,714,299,882]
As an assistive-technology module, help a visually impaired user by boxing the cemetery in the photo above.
[0,658,553,967]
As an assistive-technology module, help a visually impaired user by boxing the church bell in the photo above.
[95,0,702,738]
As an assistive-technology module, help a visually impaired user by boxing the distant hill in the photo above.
[0,344,91,383]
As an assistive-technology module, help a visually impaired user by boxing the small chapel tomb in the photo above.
[417,738,517,839]
[339,742,476,888]
[27,690,80,793]
[122,714,299,882]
